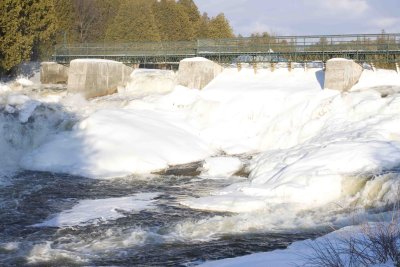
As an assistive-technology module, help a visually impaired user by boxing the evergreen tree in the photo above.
[208,13,234,39]
[153,0,194,41]
[197,12,210,38]
[91,0,121,41]
[54,0,77,43]
[106,0,160,42]
[0,0,57,72]
[177,0,200,24]
[177,0,201,36]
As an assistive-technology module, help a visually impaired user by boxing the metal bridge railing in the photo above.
[53,33,400,66]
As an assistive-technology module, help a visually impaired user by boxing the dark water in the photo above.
[0,171,319,266]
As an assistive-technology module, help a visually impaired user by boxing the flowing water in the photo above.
[0,171,318,266]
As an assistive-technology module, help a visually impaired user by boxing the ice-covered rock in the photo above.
[177,57,223,89]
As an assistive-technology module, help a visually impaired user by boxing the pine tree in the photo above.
[153,0,194,41]
[197,12,210,38]
[54,0,77,43]
[30,0,58,60]
[177,0,201,36]
[91,0,121,41]
[106,0,160,42]
[0,1,24,71]
[208,13,234,39]
[177,0,200,24]
[0,0,57,72]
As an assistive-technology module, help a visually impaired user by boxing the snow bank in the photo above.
[181,68,400,212]
[186,68,326,154]
[21,109,215,178]
[200,221,396,267]
[352,69,400,91]
[198,227,338,267]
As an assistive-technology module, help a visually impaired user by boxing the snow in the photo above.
[33,193,159,227]
[352,69,400,91]
[71,58,122,64]
[199,222,397,267]
[21,109,214,178]
[180,57,211,62]
[329,57,353,62]
[16,77,34,87]
[119,69,176,96]
[180,68,400,213]
[200,157,243,178]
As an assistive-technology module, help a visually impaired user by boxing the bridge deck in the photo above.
[53,33,400,66]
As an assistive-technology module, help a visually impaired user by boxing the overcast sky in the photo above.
[194,0,400,36]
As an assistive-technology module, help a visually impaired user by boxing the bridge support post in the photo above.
[252,62,258,74]
[177,57,223,90]
[40,62,69,84]
[67,59,133,99]
[371,62,376,72]
[396,62,399,74]
[288,62,293,72]
[237,62,242,72]
[271,63,275,72]
[324,58,363,91]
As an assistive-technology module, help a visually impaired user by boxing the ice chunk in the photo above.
[33,193,159,227]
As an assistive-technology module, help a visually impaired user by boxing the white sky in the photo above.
[194,0,400,36]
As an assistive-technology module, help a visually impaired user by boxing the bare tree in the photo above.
[72,0,99,43]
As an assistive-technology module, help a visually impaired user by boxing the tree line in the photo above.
[0,0,234,73]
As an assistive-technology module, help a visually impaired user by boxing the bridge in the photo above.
[53,33,400,68]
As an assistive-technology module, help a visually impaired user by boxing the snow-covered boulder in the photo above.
[67,59,133,99]
[40,62,69,84]
[119,69,176,96]
[177,57,223,90]
[324,58,363,91]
